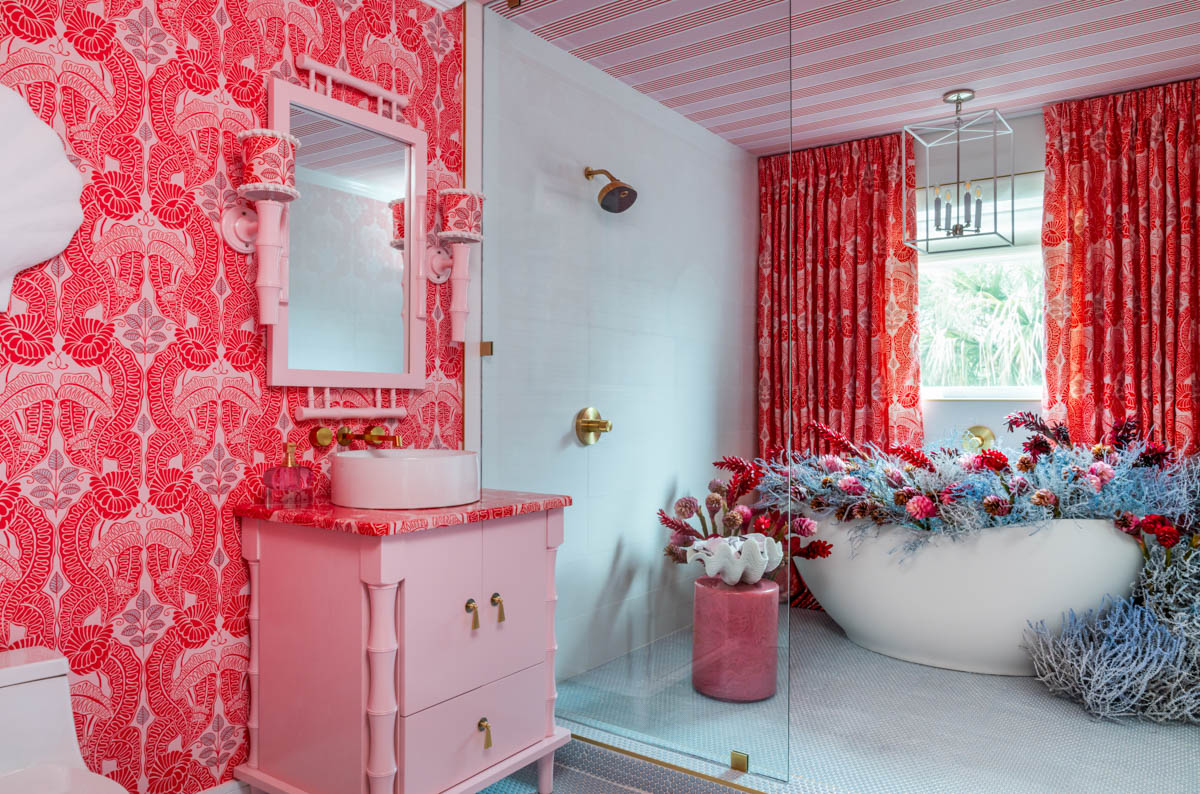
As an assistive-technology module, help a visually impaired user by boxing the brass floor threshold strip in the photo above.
[569,733,768,794]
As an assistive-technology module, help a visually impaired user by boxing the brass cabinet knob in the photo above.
[477,717,492,749]
[575,407,613,446]
[465,598,480,630]
[490,593,505,623]
[309,426,334,448]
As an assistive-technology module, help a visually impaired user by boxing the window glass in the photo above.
[919,246,1044,390]
[918,172,1044,397]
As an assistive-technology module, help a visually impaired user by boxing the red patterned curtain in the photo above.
[757,134,922,455]
[1043,78,1200,452]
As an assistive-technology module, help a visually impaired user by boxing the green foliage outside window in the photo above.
[918,249,1044,388]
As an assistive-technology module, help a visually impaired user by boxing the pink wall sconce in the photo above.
[220,129,301,325]
[428,188,483,344]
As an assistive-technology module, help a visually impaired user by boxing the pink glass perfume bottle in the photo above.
[264,442,313,509]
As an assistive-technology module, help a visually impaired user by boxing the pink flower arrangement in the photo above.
[1088,461,1116,485]
[819,455,846,473]
[792,516,817,537]
[939,483,962,503]
[958,454,985,471]
[657,454,833,579]
[837,476,865,495]
[982,495,1013,516]
[756,416,1200,564]
[1030,489,1060,516]
[674,496,699,518]
[905,495,937,520]
[978,449,1009,472]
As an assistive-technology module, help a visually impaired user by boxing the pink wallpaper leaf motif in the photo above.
[0,1,464,791]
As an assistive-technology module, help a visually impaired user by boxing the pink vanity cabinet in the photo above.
[231,490,572,794]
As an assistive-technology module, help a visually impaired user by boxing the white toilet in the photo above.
[0,647,126,793]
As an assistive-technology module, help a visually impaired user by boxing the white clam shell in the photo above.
[686,533,784,586]
[0,85,83,312]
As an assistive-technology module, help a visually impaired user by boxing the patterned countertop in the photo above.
[233,489,572,537]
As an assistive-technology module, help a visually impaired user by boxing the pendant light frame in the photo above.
[903,92,1016,254]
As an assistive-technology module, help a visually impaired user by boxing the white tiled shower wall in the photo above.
[480,14,758,679]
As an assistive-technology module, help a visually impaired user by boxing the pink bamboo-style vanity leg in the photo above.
[537,754,554,793]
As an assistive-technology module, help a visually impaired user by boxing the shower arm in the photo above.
[584,167,617,183]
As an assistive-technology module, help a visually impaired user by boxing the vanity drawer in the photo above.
[398,663,545,794]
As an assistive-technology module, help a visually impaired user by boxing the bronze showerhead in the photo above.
[584,167,637,213]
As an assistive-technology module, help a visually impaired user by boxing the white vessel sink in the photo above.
[330,449,480,510]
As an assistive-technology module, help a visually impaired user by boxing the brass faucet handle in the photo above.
[575,407,613,445]
[477,717,492,749]
[309,426,335,448]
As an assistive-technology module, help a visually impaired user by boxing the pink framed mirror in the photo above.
[266,76,428,390]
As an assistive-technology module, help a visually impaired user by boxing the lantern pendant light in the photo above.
[903,89,1015,254]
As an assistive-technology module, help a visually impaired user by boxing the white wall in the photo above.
[480,13,758,679]
[922,399,1040,450]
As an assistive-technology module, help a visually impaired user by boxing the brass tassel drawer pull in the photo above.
[490,593,505,623]
[465,598,479,630]
[477,717,492,749]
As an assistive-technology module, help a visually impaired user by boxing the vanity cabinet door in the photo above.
[479,514,548,683]
[397,523,486,716]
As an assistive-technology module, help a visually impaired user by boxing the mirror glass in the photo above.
[286,103,410,374]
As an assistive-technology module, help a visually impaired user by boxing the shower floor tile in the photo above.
[555,609,1200,794]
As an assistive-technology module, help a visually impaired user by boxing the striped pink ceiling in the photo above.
[486,0,1200,155]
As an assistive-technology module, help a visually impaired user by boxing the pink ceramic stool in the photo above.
[692,577,779,702]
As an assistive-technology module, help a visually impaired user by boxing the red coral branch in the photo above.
[806,421,867,458]
[1004,411,1053,436]
[887,443,935,472]
[714,455,756,477]
[657,509,699,537]
[715,455,766,505]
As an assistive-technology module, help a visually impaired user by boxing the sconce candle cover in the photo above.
[437,188,484,243]
[236,129,300,201]
[388,198,405,250]
[232,128,300,326]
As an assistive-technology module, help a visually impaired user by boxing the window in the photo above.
[918,173,1045,400]
[919,246,1044,399]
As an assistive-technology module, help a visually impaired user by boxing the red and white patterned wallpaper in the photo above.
[0,1,464,791]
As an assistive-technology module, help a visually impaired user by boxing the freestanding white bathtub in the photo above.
[793,518,1145,675]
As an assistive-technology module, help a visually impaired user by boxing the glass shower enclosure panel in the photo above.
[479,2,794,784]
